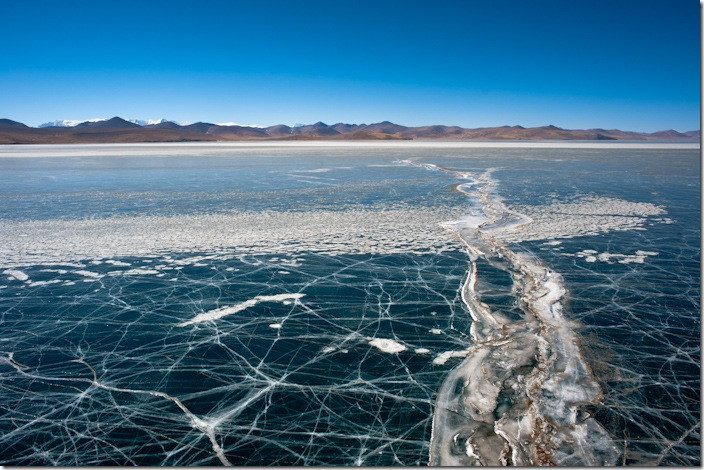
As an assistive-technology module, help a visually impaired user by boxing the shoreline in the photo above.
[0,140,698,158]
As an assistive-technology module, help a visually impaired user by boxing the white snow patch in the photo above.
[123,268,160,275]
[27,279,62,287]
[74,270,103,279]
[542,240,562,246]
[492,196,667,243]
[433,350,471,365]
[178,293,304,327]
[0,206,464,268]
[104,259,131,267]
[215,122,263,128]
[368,338,407,354]
[3,269,28,281]
[575,249,659,264]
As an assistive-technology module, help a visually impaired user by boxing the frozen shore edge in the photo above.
[0,140,698,158]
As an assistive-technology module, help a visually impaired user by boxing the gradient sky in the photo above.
[1,0,700,131]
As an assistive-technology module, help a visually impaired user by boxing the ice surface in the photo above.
[0,247,473,465]
[0,144,698,466]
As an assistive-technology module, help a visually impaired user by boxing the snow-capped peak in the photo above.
[215,122,263,128]
[39,118,105,128]
[126,118,173,126]
[147,118,170,125]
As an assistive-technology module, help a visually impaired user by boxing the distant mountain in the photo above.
[648,129,690,140]
[0,118,28,128]
[146,120,183,130]
[455,125,605,140]
[0,116,699,144]
[586,128,646,140]
[362,121,408,134]
[332,123,365,134]
[330,130,408,141]
[206,125,268,139]
[181,122,216,133]
[265,124,293,137]
[403,125,465,139]
[75,117,142,129]
[291,122,340,136]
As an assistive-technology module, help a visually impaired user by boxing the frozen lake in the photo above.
[0,142,699,465]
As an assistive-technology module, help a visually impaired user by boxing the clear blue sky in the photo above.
[1,0,700,131]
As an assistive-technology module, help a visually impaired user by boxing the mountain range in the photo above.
[0,117,699,144]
